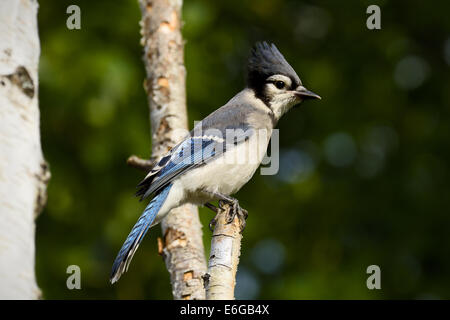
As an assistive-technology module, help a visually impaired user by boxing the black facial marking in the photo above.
[251,74,296,107]
[251,81,271,106]
[289,77,299,90]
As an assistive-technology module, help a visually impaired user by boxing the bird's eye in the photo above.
[275,81,285,89]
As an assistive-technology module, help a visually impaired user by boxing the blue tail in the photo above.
[110,184,172,283]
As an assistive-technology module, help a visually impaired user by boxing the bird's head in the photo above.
[247,42,320,120]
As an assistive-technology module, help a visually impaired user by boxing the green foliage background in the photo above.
[36,0,450,299]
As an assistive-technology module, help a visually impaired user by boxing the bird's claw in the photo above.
[206,202,220,231]
[218,200,227,210]
[209,198,248,233]
[209,215,218,232]
[225,199,248,233]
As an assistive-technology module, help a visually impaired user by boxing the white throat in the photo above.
[269,95,298,121]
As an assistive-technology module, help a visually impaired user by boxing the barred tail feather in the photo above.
[110,184,173,283]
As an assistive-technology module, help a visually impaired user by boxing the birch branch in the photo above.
[137,0,207,300]
[0,0,49,299]
[205,204,243,300]
[127,155,154,172]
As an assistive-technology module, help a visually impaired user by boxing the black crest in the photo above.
[247,42,301,90]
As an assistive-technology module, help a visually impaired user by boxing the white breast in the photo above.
[178,130,272,203]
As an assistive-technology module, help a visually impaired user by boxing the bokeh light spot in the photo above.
[324,132,357,167]
[394,55,429,90]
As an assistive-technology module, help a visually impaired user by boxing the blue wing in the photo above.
[136,136,225,200]
[136,124,255,200]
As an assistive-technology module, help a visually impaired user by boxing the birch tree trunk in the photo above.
[136,0,207,300]
[0,0,49,299]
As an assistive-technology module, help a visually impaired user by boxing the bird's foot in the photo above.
[219,198,248,233]
[204,193,248,233]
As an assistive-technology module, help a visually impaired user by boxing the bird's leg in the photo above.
[205,191,248,232]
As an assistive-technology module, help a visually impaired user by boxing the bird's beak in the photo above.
[294,86,321,100]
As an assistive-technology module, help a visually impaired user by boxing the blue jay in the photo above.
[110,42,320,283]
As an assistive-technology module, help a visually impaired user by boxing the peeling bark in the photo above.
[137,0,207,300]
[0,0,47,299]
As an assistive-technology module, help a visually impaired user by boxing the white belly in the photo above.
[178,132,270,203]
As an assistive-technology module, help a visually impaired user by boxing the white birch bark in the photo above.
[136,0,207,300]
[0,0,49,299]
[205,205,242,299]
